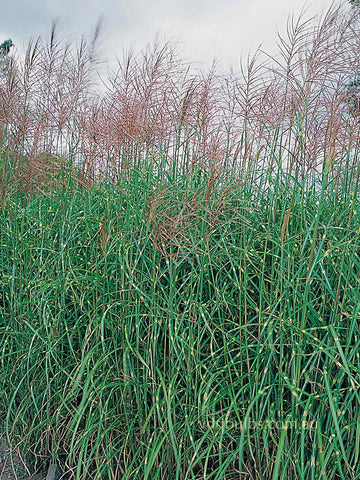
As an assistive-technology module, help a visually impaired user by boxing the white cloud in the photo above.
[2,0,341,71]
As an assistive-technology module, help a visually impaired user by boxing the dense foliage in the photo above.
[1,159,360,478]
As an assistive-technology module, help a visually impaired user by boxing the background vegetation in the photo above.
[1,3,360,479]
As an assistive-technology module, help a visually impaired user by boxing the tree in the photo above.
[0,38,14,78]
[346,71,360,115]
[0,39,14,148]
[345,2,360,114]
[0,39,14,55]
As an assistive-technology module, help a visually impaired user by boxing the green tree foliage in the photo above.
[346,70,360,115]
[0,38,14,55]
[0,38,14,78]
[346,2,360,113]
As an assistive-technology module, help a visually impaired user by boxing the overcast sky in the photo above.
[1,0,340,71]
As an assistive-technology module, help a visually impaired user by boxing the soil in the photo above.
[0,425,49,480]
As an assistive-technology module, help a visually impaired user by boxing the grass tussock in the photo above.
[1,3,360,479]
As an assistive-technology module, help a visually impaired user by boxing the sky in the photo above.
[1,0,340,71]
